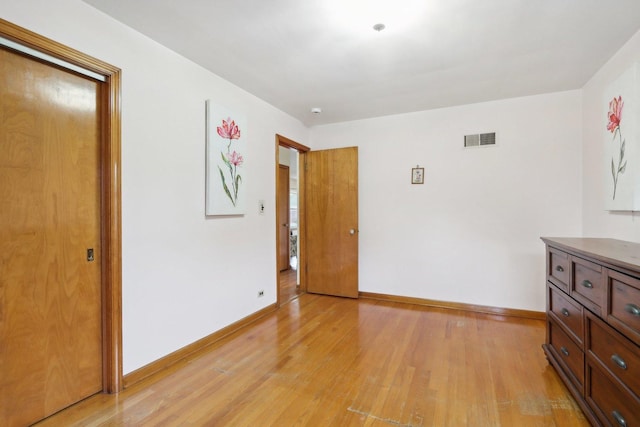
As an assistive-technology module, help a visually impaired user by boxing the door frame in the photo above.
[277,164,290,272]
[275,134,309,306]
[0,19,123,393]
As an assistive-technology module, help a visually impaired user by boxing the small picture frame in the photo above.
[411,167,424,184]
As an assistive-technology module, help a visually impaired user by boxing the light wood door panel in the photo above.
[0,47,103,426]
[305,147,358,298]
[278,165,290,271]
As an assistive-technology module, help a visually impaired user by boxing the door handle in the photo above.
[612,410,627,427]
[611,354,627,370]
[283,223,288,227]
[625,303,640,317]
[349,229,358,235]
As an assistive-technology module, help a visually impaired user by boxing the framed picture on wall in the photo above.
[603,62,640,211]
[205,100,248,216]
[411,167,424,184]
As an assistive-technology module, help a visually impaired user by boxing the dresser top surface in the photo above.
[541,237,640,272]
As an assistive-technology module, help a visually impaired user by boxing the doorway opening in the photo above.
[276,135,309,306]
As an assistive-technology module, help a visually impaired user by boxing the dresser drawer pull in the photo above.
[581,280,593,289]
[560,346,569,357]
[560,308,570,317]
[612,410,627,427]
[555,265,564,272]
[611,354,627,370]
[624,303,640,317]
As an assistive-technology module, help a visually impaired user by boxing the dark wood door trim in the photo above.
[276,133,309,153]
[0,18,123,393]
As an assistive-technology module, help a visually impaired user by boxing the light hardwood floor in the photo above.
[279,267,302,304]
[35,295,588,426]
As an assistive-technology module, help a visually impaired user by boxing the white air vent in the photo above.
[464,132,496,148]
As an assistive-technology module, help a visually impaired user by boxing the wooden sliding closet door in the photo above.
[0,46,103,426]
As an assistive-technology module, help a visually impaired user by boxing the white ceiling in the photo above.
[83,0,640,126]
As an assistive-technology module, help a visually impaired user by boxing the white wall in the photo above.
[2,0,309,373]
[6,0,626,375]
[310,92,583,312]
[582,29,640,242]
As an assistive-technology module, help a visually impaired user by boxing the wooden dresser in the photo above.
[541,238,640,426]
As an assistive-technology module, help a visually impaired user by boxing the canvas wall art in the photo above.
[604,62,640,211]
[206,101,248,215]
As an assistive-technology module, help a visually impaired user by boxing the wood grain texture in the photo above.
[35,294,587,426]
[0,17,123,394]
[0,46,102,427]
[122,303,278,388]
[99,61,123,394]
[541,237,640,273]
[277,165,290,271]
[305,147,359,298]
[361,291,546,320]
[279,267,301,304]
[275,133,310,153]
[276,134,309,300]
[542,239,640,426]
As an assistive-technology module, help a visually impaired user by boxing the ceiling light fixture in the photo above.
[323,0,427,34]
[373,23,386,32]
[311,107,322,114]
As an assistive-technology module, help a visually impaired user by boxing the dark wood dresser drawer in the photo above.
[549,319,584,390]
[572,256,604,316]
[587,363,640,427]
[608,269,640,346]
[549,247,570,291]
[549,284,583,344]
[542,238,640,426]
[586,312,640,399]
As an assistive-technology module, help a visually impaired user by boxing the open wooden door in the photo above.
[305,147,358,298]
[277,165,290,271]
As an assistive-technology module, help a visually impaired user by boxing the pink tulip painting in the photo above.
[217,117,244,207]
[227,151,244,167]
[607,96,623,133]
[607,95,627,200]
[217,118,241,148]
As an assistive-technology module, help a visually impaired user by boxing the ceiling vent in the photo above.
[464,132,496,148]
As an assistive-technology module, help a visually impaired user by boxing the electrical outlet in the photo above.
[258,290,264,297]
[258,200,265,215]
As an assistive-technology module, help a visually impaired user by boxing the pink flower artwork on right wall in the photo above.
[205,101,248,216]
[603,62,639,211]
[606,95,626,200]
